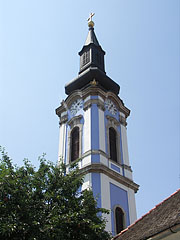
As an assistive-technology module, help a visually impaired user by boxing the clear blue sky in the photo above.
[0,0,179,219]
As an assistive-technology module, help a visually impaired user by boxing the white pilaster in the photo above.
[121,125,130,166]
[83,107,91,153]
[128,188,137,224]
[98,108,105,152]
[82,173,92,191]
[101,173,112,232]
[58,123,66,164]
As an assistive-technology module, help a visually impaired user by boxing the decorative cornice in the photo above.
[83,100,92,111]
[97,101,105,111]
[56,100,69,117]
[80,163,139,193]
[56,85,130,118]
[83,98,105,111]
[106,115,120,126]
[82,150,132,173]
[59,114,68,125]
[82,149,107,158]
[119,115,127,127]
[65,91,83,109]
[67,115,83,129]
[122,164,132,172]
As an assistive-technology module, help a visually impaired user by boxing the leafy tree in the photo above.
[0,148,111,240]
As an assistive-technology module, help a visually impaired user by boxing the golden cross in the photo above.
[87,13,95,22]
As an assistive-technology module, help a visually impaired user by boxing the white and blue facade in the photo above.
[56,20,139,236]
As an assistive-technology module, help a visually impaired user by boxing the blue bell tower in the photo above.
[56,16,139,236]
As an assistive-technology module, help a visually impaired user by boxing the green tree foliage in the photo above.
[0,148,111,240]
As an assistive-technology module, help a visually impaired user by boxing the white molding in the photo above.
[113,204,127,235]
[67,115,83,164]
[99,108,106,152]
[83,107,91,153]
[128,188,137,224]
[58,123,66,164]
[101,173,112,232]
[121,125,130,167]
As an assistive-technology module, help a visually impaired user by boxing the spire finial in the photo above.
[87,12,95,28]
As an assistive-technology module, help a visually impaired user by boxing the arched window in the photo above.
[109,127,117,162]
[71,127,79,162]
[115,207,124,234]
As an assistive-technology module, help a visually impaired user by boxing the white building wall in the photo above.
[128,188,137,224]
[83,107,91,154]
[100,155,108,167]
[98,108,106,153]
[82,155,91,167]
[58,123,66,164]
[101,173,112,232]
[82,173,92,191]
[121,125,130,166]
[124,168,133,180]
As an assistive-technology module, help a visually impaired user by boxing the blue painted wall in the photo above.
[92,173,101,209]
[91,104,99,151]
[110,183,130,236]
[111,163,120,173]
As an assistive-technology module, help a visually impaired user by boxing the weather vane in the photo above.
[87,13,95,27]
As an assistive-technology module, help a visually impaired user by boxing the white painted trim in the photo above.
[67,121,83,165]
[127,188,137,224]
[121,125,130,166]
[124,168,133,180]
[113,204,127,234]
[83,107,91,153]
[82,173,92,191]
[101,173,112,233]
[84,96,91,103]
[98,95,104,102]
[82,155,91,167]
[106,118,121,165]
[100,155,108,167]
[99,108,106,152]
[58,123,66,164]
[119,112,125,118]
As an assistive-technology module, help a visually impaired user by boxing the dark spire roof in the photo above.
[78,23,105,74]
[65,19,120,96]
[84,26,100,46]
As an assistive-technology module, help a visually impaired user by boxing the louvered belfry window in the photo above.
[71,127,79,162]
[115,207,124,234]
[109,127,117,162]
[82,51,90,66]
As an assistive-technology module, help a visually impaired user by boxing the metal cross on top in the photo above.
[87,12,95,22]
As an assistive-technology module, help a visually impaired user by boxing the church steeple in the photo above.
[56,16,139,236]
[79,15,105,74]
[65,15,120,96]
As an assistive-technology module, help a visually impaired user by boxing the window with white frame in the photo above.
[109,127,117,163]
[70,126,79,162]
[67,115,83,165]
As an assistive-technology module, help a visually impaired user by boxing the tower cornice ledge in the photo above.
[56,85,130,118]
[79,163,139,193]
[65,67,120,95]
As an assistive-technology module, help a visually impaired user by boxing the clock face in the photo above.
[105,99,117,115]
[70,99,83,116]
